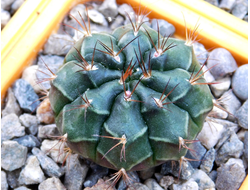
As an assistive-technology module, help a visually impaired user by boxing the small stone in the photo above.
[6,169,21,188]
[185,141,207,168]
[171,178,198,190]
[154,173,164,182]
[32,147,64,177]
[219,0,237,11]
[84,163,109,187]
[202,65,215,83]
[14,186,32,190]
[207,48,238,79]
[89,22,112,34]
[216,158,246,190]
[235,99,248,129]
[1,113,25,141]
[197,121,225,149]
[12,79,40,112]
[161,160,194,180]
[64,154,89,190]
[38,124,60,139]
[38,177,66,190]
[11,0,25,14]
[144,178,164,190]
[13,135,41,149]
[215,131,244,165]
[118,3,134,17]
[209,170,217,182]
[200,148,216,173]
[204,0,219,6]
[1,171,8,190]
[110,15,124,30]
[2,88,22,117]
[127,183,150,190]
[22,65,43,93]
[193,42,208,65]
[18,155,45,185]
[243,131,248,162]
[84,178,115,190]
[88,9,108,26]
[19,113,38,135]
[211,118,239,132]
[243,14,248,21]
[210,76,231,98]
[191,169,215,189]
[151,19,175,37]
[1,8,10,29]
[69,4,86,22]
[1,141,27,171]
[43,34,72,56]
[1,0,16,10]
[98,0,118,19]
[118,171,140,190]
[159,176,174,189]
[36,55,64,90]
[40,139,66,164]
[209,102,228,119]
[231,1,248,19]
[36,98,55,124]
[139,167,155,180]
[232,64,248,100]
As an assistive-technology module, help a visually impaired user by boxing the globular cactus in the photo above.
[48,9,213,177]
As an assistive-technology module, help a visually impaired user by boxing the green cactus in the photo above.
[48,12,213,174]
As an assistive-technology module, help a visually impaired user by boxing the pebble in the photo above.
[127,183,150,190]
[38,177,66,190]
[207,48,238,79]
[197,121,225,149]
[144,178,164,190]
[202,65,215,83]
[88,9,108,26]
[19,113,39,135]
[37,124,60,139]
[98,0,118,20]
[1,0,16,10]
[117,3,134,18]
[36,55,64,90]
[14,186,31,190]
[220,89,241,120]
[36,98,55,124]
[83,163,109,187]
[231,1,248,19]
[171,178,198,190]
[1,141,27,171]
[209,170,217,183]
[191,169,215,189]
[154,173,164,182]
[84,178,115,190]
[243,14,248,21]
[159,176,174,190]
[90,22,112,34]
[40,139,66,164]
[1,8,10,28]
[210,76,231,98]
[232,64,248,100]
[219,0,237,11]
[185,141,207,168]
[6,169,21,189]
[216,158,246,190]
[209,103,228,119]
[211,117,239,132]
[1,113,25,141]
[193,42,208,65]
[118,171,140,190]
[32,147,64,177]
[68,4,86,22]
[2,88,22,117]
[151,19,175,37]
[161,160,194,180]
[43,34,73,56]
[110,15,124,30]
[64,154,89,190]
[13,135,41,149]
[204,0,219,6]
[1,171,8,190]
[21,65,43,93]
[18,155,45,185]
[12,79,40,112]
[138,167,155,180]
[10,0,25,14]
[235,99,248,129]
[200,148,216,173]
[215,131,244,165]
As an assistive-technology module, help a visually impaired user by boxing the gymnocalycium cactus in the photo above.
[48,8,213,181]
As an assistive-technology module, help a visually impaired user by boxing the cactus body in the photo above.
[49,23,213,171]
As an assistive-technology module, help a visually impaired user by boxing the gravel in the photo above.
[1,1,248,189]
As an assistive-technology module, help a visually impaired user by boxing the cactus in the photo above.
[48,10,213,175]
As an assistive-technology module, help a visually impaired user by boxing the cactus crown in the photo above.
[48,7,213,173]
